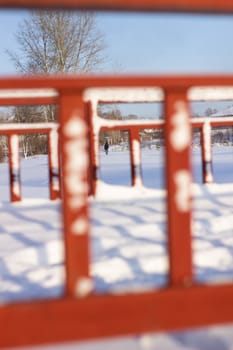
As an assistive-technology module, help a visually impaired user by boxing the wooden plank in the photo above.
[0,96,57,106]
[59,91,91,297]
[0,0,233,13]
[1,75,233,91]
[164,88,193,287]
[1,283,233,348]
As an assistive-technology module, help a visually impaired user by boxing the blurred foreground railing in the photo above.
[0,76,233,348]
[0,0,233,348]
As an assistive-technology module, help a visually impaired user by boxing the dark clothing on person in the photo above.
[104,141,109,155]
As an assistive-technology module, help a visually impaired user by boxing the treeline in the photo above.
[0,105,232,163]
[99,108,164,145]
[0,105,55,162]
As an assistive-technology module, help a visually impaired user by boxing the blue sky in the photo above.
[1,10,233,74]
[0,10,233,116]
[97,12,233,74]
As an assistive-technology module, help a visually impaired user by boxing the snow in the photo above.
[170,100,191,151]
[84,87,164,103]
[0,88,57,99]
[0,146,233,349]
[188,87,233,101]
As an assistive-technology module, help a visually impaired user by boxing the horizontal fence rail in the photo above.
[1,0,233,13]
[0,77,232,348]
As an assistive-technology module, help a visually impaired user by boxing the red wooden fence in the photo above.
[2,114,233,203]
[85,87,233,194]
[0,1,233,349]
[0,76,232,348]
[0,123,59,201]
[2,85,233,202]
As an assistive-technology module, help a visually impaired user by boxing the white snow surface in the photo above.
[0,146,233,349]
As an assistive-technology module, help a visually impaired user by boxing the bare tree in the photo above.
[7,11,106,74]
[6,11,106,156]
[205,107,218,117]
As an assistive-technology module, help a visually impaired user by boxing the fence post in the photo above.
[201,121,214,183]
[8,134,21,202]
[59,89,91,298]
[85,101,98,196]
[48,127,60,200]
[129,128,143,187]
[164,89,193,288]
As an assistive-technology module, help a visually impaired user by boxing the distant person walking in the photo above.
[104,140,109,155]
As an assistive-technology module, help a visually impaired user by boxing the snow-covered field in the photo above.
[0,146,233,349]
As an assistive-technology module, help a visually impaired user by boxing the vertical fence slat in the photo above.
[165,89,193,287]
[129,128,143,187]
[8,134,21,202]
[59,90,91,298]
[48,127,60,200]
[201,121,214,184]
[85,101,98,196]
